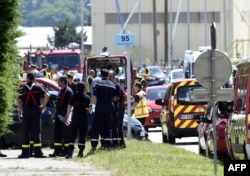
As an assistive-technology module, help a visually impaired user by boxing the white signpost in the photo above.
[116,33,135,139]
[193,23,233,176]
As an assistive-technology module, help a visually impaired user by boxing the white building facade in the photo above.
[91,0,250,67]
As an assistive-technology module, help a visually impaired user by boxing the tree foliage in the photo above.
[20,0,91,27]
[0,0,22,134]
[48,19,87,49]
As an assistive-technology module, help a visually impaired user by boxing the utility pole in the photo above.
[164,0,168,67]
[81,0,85,81]
[153,0,158,65]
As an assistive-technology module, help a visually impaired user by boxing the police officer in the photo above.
[49,76,73,157]
[131,82,149,127]
[108,70,121,148]
[17,72,50,158]
[88,68,119,154]
[65,82,90,159]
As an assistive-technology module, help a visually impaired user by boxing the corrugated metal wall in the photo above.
[91,0,250,67]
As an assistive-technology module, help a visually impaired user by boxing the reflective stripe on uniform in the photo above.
[34,143,42,147]
[134,91,149,118]
[22,144,30,148]
[24,83,39,106]
[54,143,63,146]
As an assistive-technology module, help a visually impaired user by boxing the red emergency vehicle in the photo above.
[83,53,135,92]
[23,48,83,73]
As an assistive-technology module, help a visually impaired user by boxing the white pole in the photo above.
[81,0,85,61]
[126,46,132,138]
[138,0,142,66]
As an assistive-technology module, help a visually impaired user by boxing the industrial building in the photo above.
[91,0,250,67]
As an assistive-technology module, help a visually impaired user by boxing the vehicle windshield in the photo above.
[47,54,81,69]
[86,57,127,89]
[172,70,184,79]
[147,88,166,100]
[149,67,164,76]
[177,85,207,104]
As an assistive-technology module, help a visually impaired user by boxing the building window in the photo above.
[105,12,220,24]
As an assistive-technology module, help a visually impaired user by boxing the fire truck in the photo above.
[23,48,83,73]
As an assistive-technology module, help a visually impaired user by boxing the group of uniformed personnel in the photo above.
[88,68,126,154]
[12,65,129,159]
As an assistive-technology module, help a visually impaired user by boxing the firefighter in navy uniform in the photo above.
[117,85,127,148]
[17,72,50,158]
[88,68,119,154]
[65,82,90,159]
[67,73,77,94]
[49,76,73,157]
[108,70,121,148]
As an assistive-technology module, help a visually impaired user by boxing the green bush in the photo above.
[0,0,22,134]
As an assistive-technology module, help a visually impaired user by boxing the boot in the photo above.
[0,151,7,157]
[65,148,73,159]
[18,148,29,159]
[77,149,84,157]
[63,146,69,157]
[29,141,34,157]
[34,146,47,158]
[49,147,63,157]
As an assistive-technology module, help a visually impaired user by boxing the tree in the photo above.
[0,0,22,134]
[21,0,91,27]
[48,19,87,49]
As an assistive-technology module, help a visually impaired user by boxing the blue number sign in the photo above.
[115,34,135,46]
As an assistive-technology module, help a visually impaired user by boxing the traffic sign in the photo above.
[193,88,234,102]
[115,34,135,46]
[194,50,232,89]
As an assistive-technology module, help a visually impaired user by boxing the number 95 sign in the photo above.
[115,34,135,46]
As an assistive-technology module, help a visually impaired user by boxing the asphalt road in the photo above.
[0,149,111,176]
[147,127,199,154]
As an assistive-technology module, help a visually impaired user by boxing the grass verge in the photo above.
[73,139,224,176]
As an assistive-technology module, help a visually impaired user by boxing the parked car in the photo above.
[123,114,148,140]
[166,68,184,83]
[139,66,167,87]
[144,85,169,131]
[196,101,233,160]
[155,78,208,144]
